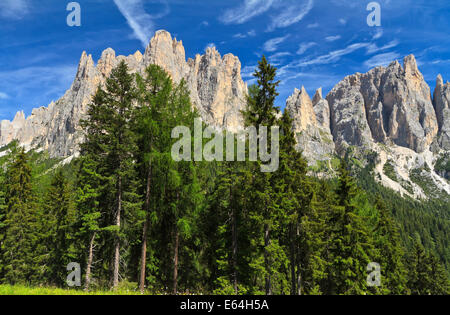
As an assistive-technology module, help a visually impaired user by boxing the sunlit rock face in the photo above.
[433,74,450,150]
[285,86,335,162]
[327,55,438,154]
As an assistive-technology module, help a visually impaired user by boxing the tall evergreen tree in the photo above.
[0,164,7,277]
[407,236,450,295]
[373,196,408,294]
[241,56,281,295]
[74,156,102,291]
[324,162,375,295]
[43,170,74,287]
[79,60,140,289]
[1,148,41,284]
[134,64,173,293]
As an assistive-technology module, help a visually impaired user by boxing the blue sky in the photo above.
[1,0,450,120]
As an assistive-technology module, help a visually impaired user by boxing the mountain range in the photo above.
[0,30,449,200]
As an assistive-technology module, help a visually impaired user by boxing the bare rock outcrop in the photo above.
[327,55,438,154]
[433,74,450,150]
[286,87,334,162]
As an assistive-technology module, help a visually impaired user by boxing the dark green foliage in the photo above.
[42,170,75,286]
[1,148,42,284]
[373,197,408,294]
[407,236,449,295]
[323,162,375,295]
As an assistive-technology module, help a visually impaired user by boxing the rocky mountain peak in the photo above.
[312,88,323,105]
[436,74,444,87]
[286,86,317,133]
[327,53,438,153]
[403,54,421,77]
[133,50,143,62]
[286,86,334,162]
[433,74,450,150]
[142,30,188,83]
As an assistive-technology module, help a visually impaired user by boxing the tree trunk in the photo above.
[173,227,179,295]
[231,204,238,294]
[289,225,296,295]
[112,176,122,290]
[139,162,152,293]
[139,219,148,293]
[264,223,272,295]
[296,223,302,295]
[85,232,96,292]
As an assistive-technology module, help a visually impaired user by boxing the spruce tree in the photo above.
[74,156,102,291]
[2,148,40,284]
[407,236,450,295]
[407,237,433,295]
[209,157,244,294]
[43,170,74,287]
[0,166,7,278]
[241,56,281,295]
[80,60,140,289]
[134,64,173,293]
[324,162,375,295]
[373,196,408,294]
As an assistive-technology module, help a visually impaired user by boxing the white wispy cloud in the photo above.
[220,0,313,31]
[0,92,9,100]
[372,28,384,40]
[268,0,314,31]
[339,18,347,25]
[364,52,400,68]
[307,23,319,28]
[325,35,341,42]
[0,0,29,20]
[233,30,256,39]
[263,35,290,52]
[241,65,257,79]
[366,39,399,54]
[220,0,275,24]
[296,42,370,67]
[297,42,317,55]
[268,52,292,65]
[113,0,169,47]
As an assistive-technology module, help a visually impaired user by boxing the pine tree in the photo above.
[407,236,450,295]
[209,157,244,294]
[134,66,201,294]
[324,162,375,295]
[426,252,450,295]
[134,64,173,293]
[80,60,140,289]
[373,196,408,294]
[407,236,433,295]
[0,165,7,277]
[241,56,281,295]
[74,156,102,291]
[43,170,74,287]
[1,148,40,284]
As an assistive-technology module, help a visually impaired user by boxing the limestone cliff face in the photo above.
[285,87,334,161]
[0,30,247,156]
[433,74,450,150]
[327,55,438,154]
